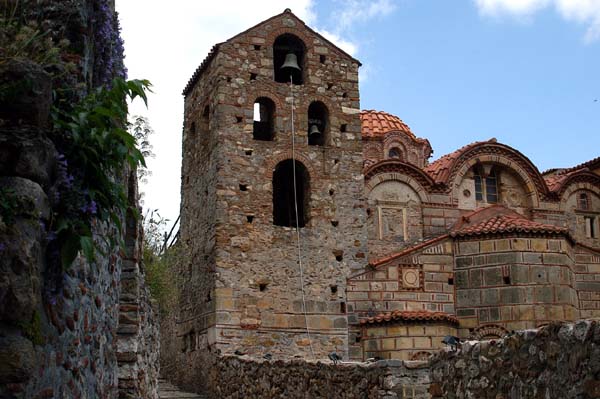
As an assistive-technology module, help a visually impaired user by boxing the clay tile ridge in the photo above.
[360,110,428,145]
[360,310,458,326]
[450,207,569,239]
[423,139,496,184]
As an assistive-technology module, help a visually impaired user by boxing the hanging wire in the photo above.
[289,74,315,360]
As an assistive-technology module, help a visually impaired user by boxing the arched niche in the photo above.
[273,159,310,228]
[367,180,423,243]
[562,185,600,242]
[453,156,540,213]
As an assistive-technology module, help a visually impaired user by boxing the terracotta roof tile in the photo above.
[360,310,458,326]
[360,110,423,142]
[423,139,494,184]
[544,173,569,192]
[451,206,568,238]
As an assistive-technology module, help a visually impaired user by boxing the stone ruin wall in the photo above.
[209,356,431,399]
[429,320,600,399]
[196,319,600,399]
[0,1,159,398]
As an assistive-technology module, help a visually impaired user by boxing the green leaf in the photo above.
[80,235,95,262]
[61,233,81,269]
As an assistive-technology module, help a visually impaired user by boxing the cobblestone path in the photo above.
[158,379,207,399]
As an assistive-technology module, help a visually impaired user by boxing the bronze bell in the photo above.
[309,124,321,138]
[281,52,301,71]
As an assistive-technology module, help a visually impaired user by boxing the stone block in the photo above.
[483,267,503,286]
[413,337,431,348]
[457,290,481,307]
[469,269,482,287]
[530,239,547,252]
[523,252,543,264]
[455,270,469,288]
[482,288,499,305]
[512,238,529,251]
[480,240,494,253]
[499,287,523,304]
[459,242,479,255]
[534,286,554,303]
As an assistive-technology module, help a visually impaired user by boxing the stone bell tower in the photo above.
[177,9,367,364]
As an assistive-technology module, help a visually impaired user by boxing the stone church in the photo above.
[170,8,600,380]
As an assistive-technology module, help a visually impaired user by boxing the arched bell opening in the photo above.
[307,101,329,146]
[273,34,305,85]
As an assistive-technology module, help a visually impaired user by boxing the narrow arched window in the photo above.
[273,34,305,84]
[307,101,328,146]
[253,97,275,141]
[388,147,402,160]
[473,166,498,203]
[485,169,498,203]
[579,192,590,210]
[273,159,310,227]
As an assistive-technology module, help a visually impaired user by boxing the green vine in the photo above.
[51,78,151,268]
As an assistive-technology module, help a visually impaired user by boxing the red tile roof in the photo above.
[360,110,427,144]
[543,173,569,192]
[450,205,568,238]
[423,139,495,183]
[360,310,458,326]
[368,234,449,267]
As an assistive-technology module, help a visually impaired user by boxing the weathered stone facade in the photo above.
[169,7,600,395]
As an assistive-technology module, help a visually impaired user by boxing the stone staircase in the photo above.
[158,379,207,399]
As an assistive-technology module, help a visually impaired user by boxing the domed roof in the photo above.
[360,110,418,140]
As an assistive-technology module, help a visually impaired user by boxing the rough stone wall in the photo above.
[429,320,600,399]
[454,236,579,337]
[178,9,368,373]
[117,175,160,399]
[209,356,431,399]
[0,2,159,398]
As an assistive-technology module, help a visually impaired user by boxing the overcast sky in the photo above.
[117,0,600,226]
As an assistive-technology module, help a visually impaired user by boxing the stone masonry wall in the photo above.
[177,10,369,381]
[209,356,431,399]
[454,236,579,337]
[0,2,159,398]
[429,320,600,399]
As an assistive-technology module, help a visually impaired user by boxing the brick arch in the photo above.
[247,86,284,110]
[410,351,433,361]
[469,324,509,340]
[451,154,542,208]
[363,143,382,164]
[265,27,312,51]
[265,150,317,178]
[559,178,600,211]
[364,169,430,204]
[383,140,407,161]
